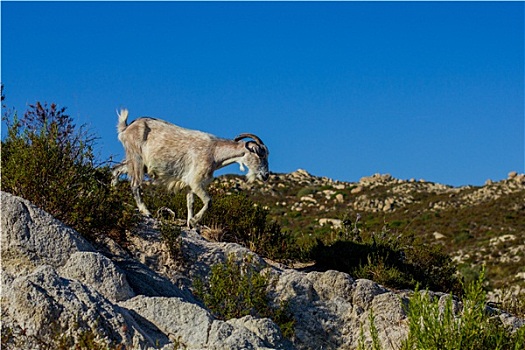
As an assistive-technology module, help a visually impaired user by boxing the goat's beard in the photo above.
[246,171,257,183]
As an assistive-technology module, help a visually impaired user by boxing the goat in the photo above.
[112,109,270,228]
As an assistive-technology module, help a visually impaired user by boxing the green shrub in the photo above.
[139,185,300,261]
[311,227,462,294]
[1,101,137,243]
[158,219,182,260]
[296,186,317,198]
[142,186,188,220]
[204,192,299,261]
[193,254,295,338]
[401,269,525,350]
[358,270,524,350]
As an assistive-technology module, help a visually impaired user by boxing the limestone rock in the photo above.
[1,192,95,269]
[119,296,291,349]
[272,270,407,349]
[120,295,212,348]
[59,251,135,302]
[351,185,363,194]
[352,279,388,310]
[2,265,160,349]
[318,218,343,229]
[433,231,446,240]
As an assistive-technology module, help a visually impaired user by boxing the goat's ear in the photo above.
[245,141,267,157]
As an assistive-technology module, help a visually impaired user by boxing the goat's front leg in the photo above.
[186,191,195,228]
[189,185,211,228]
[131,183,151,217]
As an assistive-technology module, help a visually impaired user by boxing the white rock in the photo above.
[3,265,158,348]
[351,185,363,194]
[319,218,343,229]
[1,192,95,268]
[59,252,135,302]
[300,196,317,204]
[120,295,213,348]
[489,234,516,246]
[433,232,446,240]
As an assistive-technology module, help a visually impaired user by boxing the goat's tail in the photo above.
[117,108,129,134]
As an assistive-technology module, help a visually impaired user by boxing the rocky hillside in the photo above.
[0,191,401,349]
[3,190,524,349]
[213,170,525,295]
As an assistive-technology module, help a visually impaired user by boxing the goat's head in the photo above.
[234,133,270,182]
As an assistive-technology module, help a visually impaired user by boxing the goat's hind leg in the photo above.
[111,161,127,187]
[188,185,211,228]
[186,191,195,228]
[112,160,151,216]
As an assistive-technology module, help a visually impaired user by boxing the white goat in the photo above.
[112,109,270,227]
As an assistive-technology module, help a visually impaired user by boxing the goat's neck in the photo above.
[213,140,246,170]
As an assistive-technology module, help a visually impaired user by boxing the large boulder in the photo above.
[58,251,135,302]
[2,265,161,349]
[1,191,95,270]
[271,269,407,349]
[119,296,289,350]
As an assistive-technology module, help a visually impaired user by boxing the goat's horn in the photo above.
[234,133,265,145]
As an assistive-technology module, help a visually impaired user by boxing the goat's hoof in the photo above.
[188,220,202,233]
[139,210,152,218]
[186,226,201,234]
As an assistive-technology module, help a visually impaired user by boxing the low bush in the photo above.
[158,219,182,260]
[311,225,462,294]
[358,270,524,350]
[1,100,137,243]
[139,184,301,261]
[193,254,295,338]
[203,191,299,261]
[401,270,525,350]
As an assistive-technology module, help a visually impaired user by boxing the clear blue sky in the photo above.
[2,1,524,186]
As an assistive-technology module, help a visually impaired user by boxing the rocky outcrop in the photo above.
[1,192,290,349]
[2,191,523,349]
[1,191,95,271]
